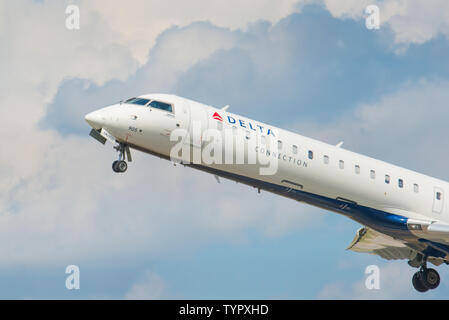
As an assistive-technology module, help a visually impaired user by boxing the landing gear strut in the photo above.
[112,143,132,173]
[411,257,440,292]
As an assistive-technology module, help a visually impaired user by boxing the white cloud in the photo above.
[140,22,240,91]
[82,0,309,64]
[318,262,419,299]
[324,0,449,45]
[0,0,305,130]
[323,0,373,19]
[0,1,329,270]
[124,270,167,299]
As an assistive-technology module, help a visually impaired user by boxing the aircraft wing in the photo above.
[347,227,417,261]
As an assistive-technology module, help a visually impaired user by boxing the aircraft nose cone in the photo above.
[85,111,103,130]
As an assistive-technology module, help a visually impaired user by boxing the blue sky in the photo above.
[2,0,449,299]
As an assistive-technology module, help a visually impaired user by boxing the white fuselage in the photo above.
[85,94,449,261]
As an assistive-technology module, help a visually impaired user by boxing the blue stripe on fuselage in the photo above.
[188,164,449,260]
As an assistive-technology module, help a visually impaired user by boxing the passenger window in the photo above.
[292,145,298,154]
[278,140,282,150]
[323,155,329,164]
[308,150,313,160]
[245,131,251,140]
[385,175,390,184]
[414,184,419,193]
[339,160,344,169]
[398,179,404,188]
[355,165,360,174]
[148,100,173,112]
[370,170,376,179]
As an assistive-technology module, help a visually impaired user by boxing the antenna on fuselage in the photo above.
[221,105,230,111]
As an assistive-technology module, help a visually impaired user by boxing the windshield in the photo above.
[124,97,150,105]
[148,100,173,112]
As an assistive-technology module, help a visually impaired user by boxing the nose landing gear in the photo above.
[112,143,132,173]
[112,160,128,173]
[411,258,440,292]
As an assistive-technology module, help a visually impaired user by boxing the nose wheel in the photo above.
[112,160,128,173]
[112,143,132,173]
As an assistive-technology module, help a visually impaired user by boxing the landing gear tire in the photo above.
[117,160,127,173]
[112,160,127,173]
[412,268,441,292]
[112,143,131,173]
[112,161,119,172]
[422,268,440,290]
[412,271,429,293]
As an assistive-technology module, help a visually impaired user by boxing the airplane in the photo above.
[85,94,449,293]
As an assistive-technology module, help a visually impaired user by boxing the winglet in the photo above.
[221,105,230,111]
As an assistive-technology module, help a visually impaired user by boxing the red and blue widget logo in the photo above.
[212,112,223,121]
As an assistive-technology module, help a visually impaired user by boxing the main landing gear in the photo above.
[112,143,132,173]
[411,258,440,292]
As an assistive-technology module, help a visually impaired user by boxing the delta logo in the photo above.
[212,112,223,121]
[211,112,276,137]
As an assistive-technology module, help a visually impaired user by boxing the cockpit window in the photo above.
[148,100,173,113]
[125,97,150,105]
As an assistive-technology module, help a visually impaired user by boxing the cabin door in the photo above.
[186,102,209,151]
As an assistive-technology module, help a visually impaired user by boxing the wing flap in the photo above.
[347,227,417,261]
